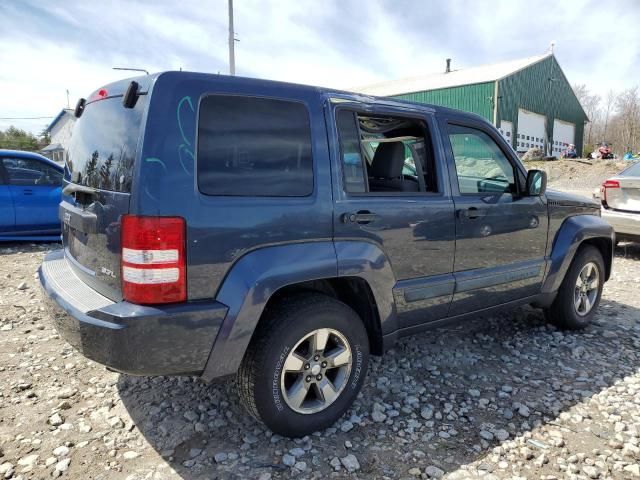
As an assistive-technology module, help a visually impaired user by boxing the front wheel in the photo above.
[545,245,605,329]
[236,293,369,437]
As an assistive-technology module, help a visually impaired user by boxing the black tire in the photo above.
[236,293,369,437]
[545,245,605,330]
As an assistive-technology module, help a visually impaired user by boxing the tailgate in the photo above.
[61,82,147,301]
[61,191,129,301]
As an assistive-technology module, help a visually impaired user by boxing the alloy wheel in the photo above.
[574,262,599,316]
[280,328,352,414]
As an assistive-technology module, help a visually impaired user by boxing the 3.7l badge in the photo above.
[100,267,116,278]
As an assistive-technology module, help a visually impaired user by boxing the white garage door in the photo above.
[499,120,513,146]
[516,109,547,153]
[552,119,575,156]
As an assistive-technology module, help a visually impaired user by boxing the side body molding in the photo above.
[542,215,614,294]
[202,242,338,381]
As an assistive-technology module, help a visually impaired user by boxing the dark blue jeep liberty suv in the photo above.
[40,72,614,437]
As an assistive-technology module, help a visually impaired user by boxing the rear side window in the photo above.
[197,95,313,196]
[2,157,62,186]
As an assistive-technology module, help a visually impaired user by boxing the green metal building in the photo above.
[357,54,589,156]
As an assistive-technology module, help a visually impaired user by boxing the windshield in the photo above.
[65,95,146,192]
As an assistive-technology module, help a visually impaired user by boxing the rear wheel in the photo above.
[545,245,605,329]
[236,293,369,437]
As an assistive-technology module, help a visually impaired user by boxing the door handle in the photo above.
[23,189,33,195]
[342,211,379,224]
[458,207,487,219]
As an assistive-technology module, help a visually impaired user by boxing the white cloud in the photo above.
[0,0,638,135]
[0,41,128,134]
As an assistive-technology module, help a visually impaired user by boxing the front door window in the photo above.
[447,124,516,195]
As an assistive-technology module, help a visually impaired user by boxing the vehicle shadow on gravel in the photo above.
[118,290,640,479]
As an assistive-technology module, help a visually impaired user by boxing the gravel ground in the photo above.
[1,243,640,479]
[524,159,633,195]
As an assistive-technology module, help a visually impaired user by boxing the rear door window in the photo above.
[336,110,437,194]
[336,110,366,193]
[197,95,313,196]
[2,158,62,186]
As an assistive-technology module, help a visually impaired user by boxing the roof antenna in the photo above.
[549,41,556,54]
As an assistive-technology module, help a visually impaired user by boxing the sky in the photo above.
[1,0,639,135]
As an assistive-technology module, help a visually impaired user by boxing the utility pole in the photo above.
[228,0,235,75]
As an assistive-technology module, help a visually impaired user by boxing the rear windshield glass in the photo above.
[197,95,313,197]
[65,96,146,192]
[621,162,640,177]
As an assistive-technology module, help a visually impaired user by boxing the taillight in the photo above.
[121,215,186,304]
[601,179,620,206]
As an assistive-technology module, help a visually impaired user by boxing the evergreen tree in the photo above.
[99,154,114,190]
[84,150,99,187]
[0,126,40,151]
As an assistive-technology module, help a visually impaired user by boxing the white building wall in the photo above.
[50,114,75,150]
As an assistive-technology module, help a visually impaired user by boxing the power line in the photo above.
[0,116,55,120]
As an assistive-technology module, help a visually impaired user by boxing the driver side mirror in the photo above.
[526,169,547,196]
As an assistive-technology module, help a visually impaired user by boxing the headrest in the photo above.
[369,142,406,179]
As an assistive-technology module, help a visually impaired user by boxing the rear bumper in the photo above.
[39,250,227,376]
[602,208,640,238]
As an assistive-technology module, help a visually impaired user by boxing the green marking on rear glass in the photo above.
[144,185,159,202]
[178,144,194,175]
[176,95,195,176]
[144,157,167,171]
[177,96,194,147]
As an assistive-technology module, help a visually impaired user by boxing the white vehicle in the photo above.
[599,162,640,243]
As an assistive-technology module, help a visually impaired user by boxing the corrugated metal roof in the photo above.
[353,54,551,97]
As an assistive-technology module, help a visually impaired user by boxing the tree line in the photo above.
[0,126,50,151]
[573,84,640,157]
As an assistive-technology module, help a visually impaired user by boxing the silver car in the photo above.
[600,162,640,243]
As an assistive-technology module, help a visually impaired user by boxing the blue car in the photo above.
[0,149,63,241]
